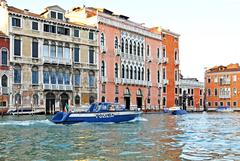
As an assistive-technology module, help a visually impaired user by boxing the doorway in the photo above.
[124,96,131,110]
[60,93,69,112]
[137,97,142,109]
[46,93,55,114]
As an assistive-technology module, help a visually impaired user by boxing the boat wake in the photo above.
[0,119,55,126]
[129,117,148,122]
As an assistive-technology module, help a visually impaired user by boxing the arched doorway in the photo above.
[136,89,143,109]
[124,88,131,110]
[101,96,105,102]
[60,93,69,112]
[46,93,55,114]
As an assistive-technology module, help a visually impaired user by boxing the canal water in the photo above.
[1,113,240,161]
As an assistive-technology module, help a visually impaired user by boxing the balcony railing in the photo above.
[101,76,108,83]
[114,78,122,84]
[43,84,73,91]
[115,49,121,56]
[158,57,168,64]
[163,79,169,85]
[175,59,180,65]
[219,80,231,85]
[1,87,9,95]
[43,57,72,65]
[219,94,231,99]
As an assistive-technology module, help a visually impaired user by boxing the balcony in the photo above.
[147,81,152,86]
[1,87,9,95]
[158,83,163,88]
[100,46,106,53]
[43,57,72,65]
[175,59,180,65]
[146,56,152,62]
[219,79,231,85]
[175,81,180,86]
[43,84,73,91]
[115,49,121,56]
[163,79,169,85]
[158,57,168,64]
[101,76,108,83]
[114,78,122,84]
[219,94,231,99]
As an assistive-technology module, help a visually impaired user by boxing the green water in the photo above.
[1,113,240,160]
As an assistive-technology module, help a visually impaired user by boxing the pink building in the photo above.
[67,7,180,110]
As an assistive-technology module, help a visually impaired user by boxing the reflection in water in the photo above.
[1,113,240,160]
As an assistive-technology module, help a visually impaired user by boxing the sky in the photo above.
[7,0,240,81]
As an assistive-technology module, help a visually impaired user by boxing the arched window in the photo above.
[121,38,124,53]
[100,33,105,47]
[129,40,132,54]
[64,43,70,63]
[115,63,118,78]
[64,69,70,85]
[141,68,144,80]
[32,66,38,85]
[138,67,141,80]
[175,50,178,60]
[114,36,118,49]
[89,46,94,64]
[147,45,150,56]
[130,66,133,79]
[75,95,80,105]
[32,38,38,58]
[141,43,144,56]
[14,65,21,84]
[137,42,140,56]
[101,61,105,76]
[58,68,64,85]
[43,67,49,84]
[15,93,21,105]
[51,69,57,84]
[133,41,136,55]
[126,65,129,79]
[74,44,80,63]
[125,39,128,53]
[147,69,150,81]
[134,66,137,80]
[121,65,125,78]
[89,71,95,87]
[74,70,81,86]
[57,42,63,60]
[33,94,38,106]
[1,48,8,66]
[157,70,160,83]
[1,75,7,87]
[50,41,56,59]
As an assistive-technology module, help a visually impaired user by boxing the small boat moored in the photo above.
[164,106,187,115]
[216,106,234,112]
[51,102,142,124]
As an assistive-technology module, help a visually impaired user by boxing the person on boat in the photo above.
[109,105,115,111]
[65,103,70,112]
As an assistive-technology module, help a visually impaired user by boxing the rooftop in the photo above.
[206,63,240,73]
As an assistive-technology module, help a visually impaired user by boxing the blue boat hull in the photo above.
[51,111,142,124]
[171,110,187,115]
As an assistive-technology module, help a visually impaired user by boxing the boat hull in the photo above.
[171,110,187,115]
[51,111,142,124]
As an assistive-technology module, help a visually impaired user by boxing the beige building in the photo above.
[0,1,99,113]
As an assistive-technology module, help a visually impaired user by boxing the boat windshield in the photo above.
[87,103,126,112]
